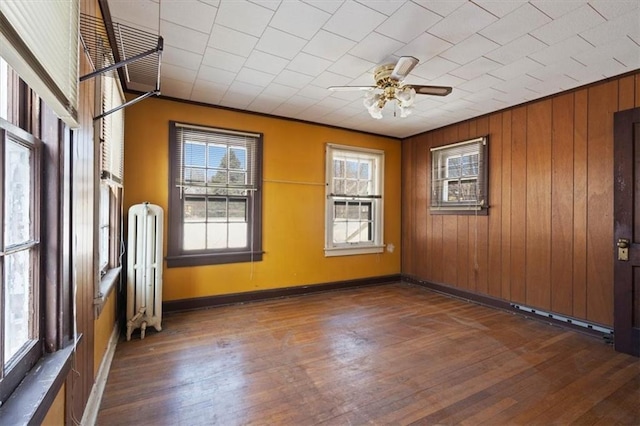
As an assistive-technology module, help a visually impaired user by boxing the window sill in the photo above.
[95,266,121,317]
[324,245,385,257]
[0,343,75,425]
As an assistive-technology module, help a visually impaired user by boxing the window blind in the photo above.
[101,74,124,185]
[0,1,79,127]
[174,123,259,191]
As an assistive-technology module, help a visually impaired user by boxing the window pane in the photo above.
[208,144,226,168]
[5,139,31,246]
[184,142,206,167]
[446,156,461,178]
[333,159,344,178]
[208,169,227,185]
[345,180,357,195]
[229,171,246,185]
[183,223,206,250]
[228,223,247,248]
[346,160,358,178]
[347,203,360,219]
[333,179,344,194]
[206,222,227,249]
[358,162,370,179]
[228,200,246,222]
[207,198,226,219]
[229,147,246,170]
[334,202,345,220]
[4,250,33,363]
[185,167,205,184]
[184,197,206,221]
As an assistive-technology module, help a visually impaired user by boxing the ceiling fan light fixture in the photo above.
[367,102,383,119]
[396,86,416,106]
[399,104,413,118]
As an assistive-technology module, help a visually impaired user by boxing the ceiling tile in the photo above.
[108,0,159,32]
[589,0,639,20]
[162,46,203,70]
[208,25,258,57]
[235,68,276,87]
[255,27,307,60]
[160,20,209,54]
[303,30,356,61]
[160,76,194,99]
[327,55,375,79]
[528,36,594,66]
[472,0,528,17]
[216,0,273,37]
[312,71,354,88]
[479,3,551,45]
[272,70,315,88]
[287,52,333,77]
[348,32,405,63]
[427,73,467,89]
[191,79,227,104]
[427,2,497,44]
[449,57,502,80]
[375,2,442,43]
[580,11,640,47]
[440,34,500,65]
[574,37,640,70]
[530,5,605,45]
[526,74,580,95]
[197,65,236,85]
[489,57,543,80]
[244,51,290,75]
[269,0,331,40]
[162,63,197,82]
[413,0,467,17]
[323,1,387,42]
[394,32,453,63]
[358,0,407,16]
[202,48,246,72]
[457,74,504,92]
[411,56,459,80]
[484,34,547,65]
[316,96,350,109]
[302,0,344,14]
[160,0,216,34]
[247,94,287,114]
[200,0,220,7]
[492,74,542,92]
[260,82,299,99]
[224,80,263,97]
[529,0,586,19]
[248,0,281,11]
[296,84,332,100]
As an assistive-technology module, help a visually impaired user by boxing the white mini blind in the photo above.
[174,123,259,192]
[0,0,79,127]
[101,74,124,185]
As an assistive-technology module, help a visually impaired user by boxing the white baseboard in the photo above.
[81,323,120,426]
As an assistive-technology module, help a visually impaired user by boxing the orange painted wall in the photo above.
[94,291,116,377]
[124,97,401,301]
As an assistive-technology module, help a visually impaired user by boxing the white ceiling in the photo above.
[105,0,640,138]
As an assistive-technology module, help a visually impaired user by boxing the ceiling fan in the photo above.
[328,56,453,119]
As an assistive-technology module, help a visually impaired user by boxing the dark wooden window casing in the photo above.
[166,121,263,267]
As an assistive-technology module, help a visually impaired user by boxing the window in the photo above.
[430,136,488,214]
[0,117,42,403]
[97,72,124,280]
[325,144,384,256]
[167,122,262,267]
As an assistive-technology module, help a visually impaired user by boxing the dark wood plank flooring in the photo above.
[97,283,640,425]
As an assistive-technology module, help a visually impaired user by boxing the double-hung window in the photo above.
[430,136,488,213]
[0,117,41,402]
[167,122,262,267]
[325,144,384,256]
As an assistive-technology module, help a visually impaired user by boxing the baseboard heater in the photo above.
[511,303,613,336]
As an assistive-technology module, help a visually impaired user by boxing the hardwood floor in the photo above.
[97,283,640,425]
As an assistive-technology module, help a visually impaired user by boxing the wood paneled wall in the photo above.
[402,72,640,327]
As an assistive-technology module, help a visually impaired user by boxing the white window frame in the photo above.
[430,136,488,213]
[325,144,384,257]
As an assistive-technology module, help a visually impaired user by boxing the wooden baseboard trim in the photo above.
[402,275,609,340]
[163,274,401,313]
[80,323,119,426]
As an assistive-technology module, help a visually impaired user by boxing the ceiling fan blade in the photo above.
[328,86,376,92]
[411,85,453,96]
[390,56,419,81]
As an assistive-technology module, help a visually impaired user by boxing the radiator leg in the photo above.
[126,324,132,342]
[141,321,147,340]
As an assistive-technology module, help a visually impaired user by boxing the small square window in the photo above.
[430,136,488,214]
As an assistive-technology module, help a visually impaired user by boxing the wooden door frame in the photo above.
[613,106,640,356]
